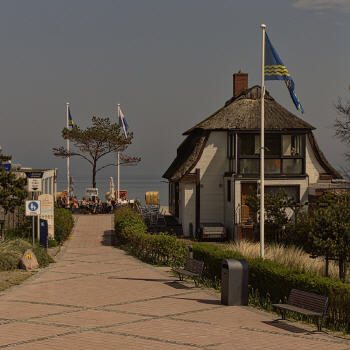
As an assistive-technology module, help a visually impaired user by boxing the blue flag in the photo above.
[118,107,129,138]
[68,107,75,128]
[265,33,304,114]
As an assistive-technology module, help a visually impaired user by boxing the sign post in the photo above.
[25,172,43,245]
[85,188,98,198]
[25,200,41,245]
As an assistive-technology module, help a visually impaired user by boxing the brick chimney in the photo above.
[233,70,248,97]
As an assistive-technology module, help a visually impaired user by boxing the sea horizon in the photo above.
[57,174,168,206]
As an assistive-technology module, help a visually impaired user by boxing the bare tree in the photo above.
[53,116,140,188]
[334,86,350,150]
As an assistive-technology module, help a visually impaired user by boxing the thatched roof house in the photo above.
[163,72,341,239]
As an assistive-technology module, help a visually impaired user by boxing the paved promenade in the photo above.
[0,215,349,349]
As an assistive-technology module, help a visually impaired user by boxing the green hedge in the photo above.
[54,208,74,243]
[114,206,186,266]
[114,207,350,332]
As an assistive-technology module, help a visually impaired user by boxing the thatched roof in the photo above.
[163,131,209,181]
[183,86,314,135]
[308,133,342,179]
[163,85,340,181]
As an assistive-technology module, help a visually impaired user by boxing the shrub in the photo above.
[225,241,339,279]
[48,238,59,248]
[0,238,53,270]
[114,206,147,245]
[54,208,74,243]
[32,244,54,267]
[114,207,186,267]
[0,252,20,271]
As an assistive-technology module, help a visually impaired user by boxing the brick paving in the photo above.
[0,215,349,349]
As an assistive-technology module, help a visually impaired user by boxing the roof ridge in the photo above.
[183,85,314,135]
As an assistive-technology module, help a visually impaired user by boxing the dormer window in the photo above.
[238,133,305,176]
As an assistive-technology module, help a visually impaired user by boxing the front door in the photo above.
[241,183,257,225]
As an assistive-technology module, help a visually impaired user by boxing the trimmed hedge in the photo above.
[114,206,186,266]
[54,208,74,243]
[114,207,350,332]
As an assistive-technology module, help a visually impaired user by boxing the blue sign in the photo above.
[25,172,43,179]
[28,201,39,211]
[0,164,11,171]
[25,200,40,216]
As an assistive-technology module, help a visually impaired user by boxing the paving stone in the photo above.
[0,214,348,350]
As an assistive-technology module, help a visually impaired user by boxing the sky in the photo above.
[0,0,349,194]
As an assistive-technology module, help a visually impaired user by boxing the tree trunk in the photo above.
[92,162,97,188]
[325,256,329,278]
[339,258,347,282]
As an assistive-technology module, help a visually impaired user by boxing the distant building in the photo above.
[163,72,341,240]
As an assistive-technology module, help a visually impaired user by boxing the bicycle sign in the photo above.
[25,200,41,216]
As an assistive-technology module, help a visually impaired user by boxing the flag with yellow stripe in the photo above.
[265,32,304,113]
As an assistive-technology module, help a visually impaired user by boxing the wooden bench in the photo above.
[272,289,328,331]
[172,257,204,287]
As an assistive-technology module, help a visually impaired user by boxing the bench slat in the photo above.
[288,289,328,315]
[272,303,323,317]
[273,289,328,331]
[172,257,204,287]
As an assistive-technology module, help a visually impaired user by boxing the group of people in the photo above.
[59,196,109,214]
[59,195,129,214]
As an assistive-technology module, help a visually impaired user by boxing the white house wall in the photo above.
[179,182,196,237]
[305,136,327,184]
[190,131,228,225]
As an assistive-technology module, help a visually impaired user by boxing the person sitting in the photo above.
[106,198,112,213]
[72,196,79,210]
[80,197,88,213]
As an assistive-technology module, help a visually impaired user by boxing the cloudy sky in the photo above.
[0,0,349,188]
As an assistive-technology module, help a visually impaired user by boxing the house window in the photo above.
[282,135,303,156]
[227,180,231,202]
[227,132,235,159]
[266,134,281,156]
[240,159,259,174]
[240,134,260,156]
[238,133,305,176]
[265,159,281,174]
[282,159,303,174]
[265,185,300,202]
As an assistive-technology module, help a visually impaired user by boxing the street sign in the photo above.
[25,200,41,216]
[25,172,43,179]
[28,178,42,192]
[86,188,98,197]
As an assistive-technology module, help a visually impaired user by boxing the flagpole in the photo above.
[117,104,120,202]
[260,24,266,259]
[66,102,70,206]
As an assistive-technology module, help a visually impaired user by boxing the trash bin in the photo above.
[221,259,248,306]
[40,219,48,249]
